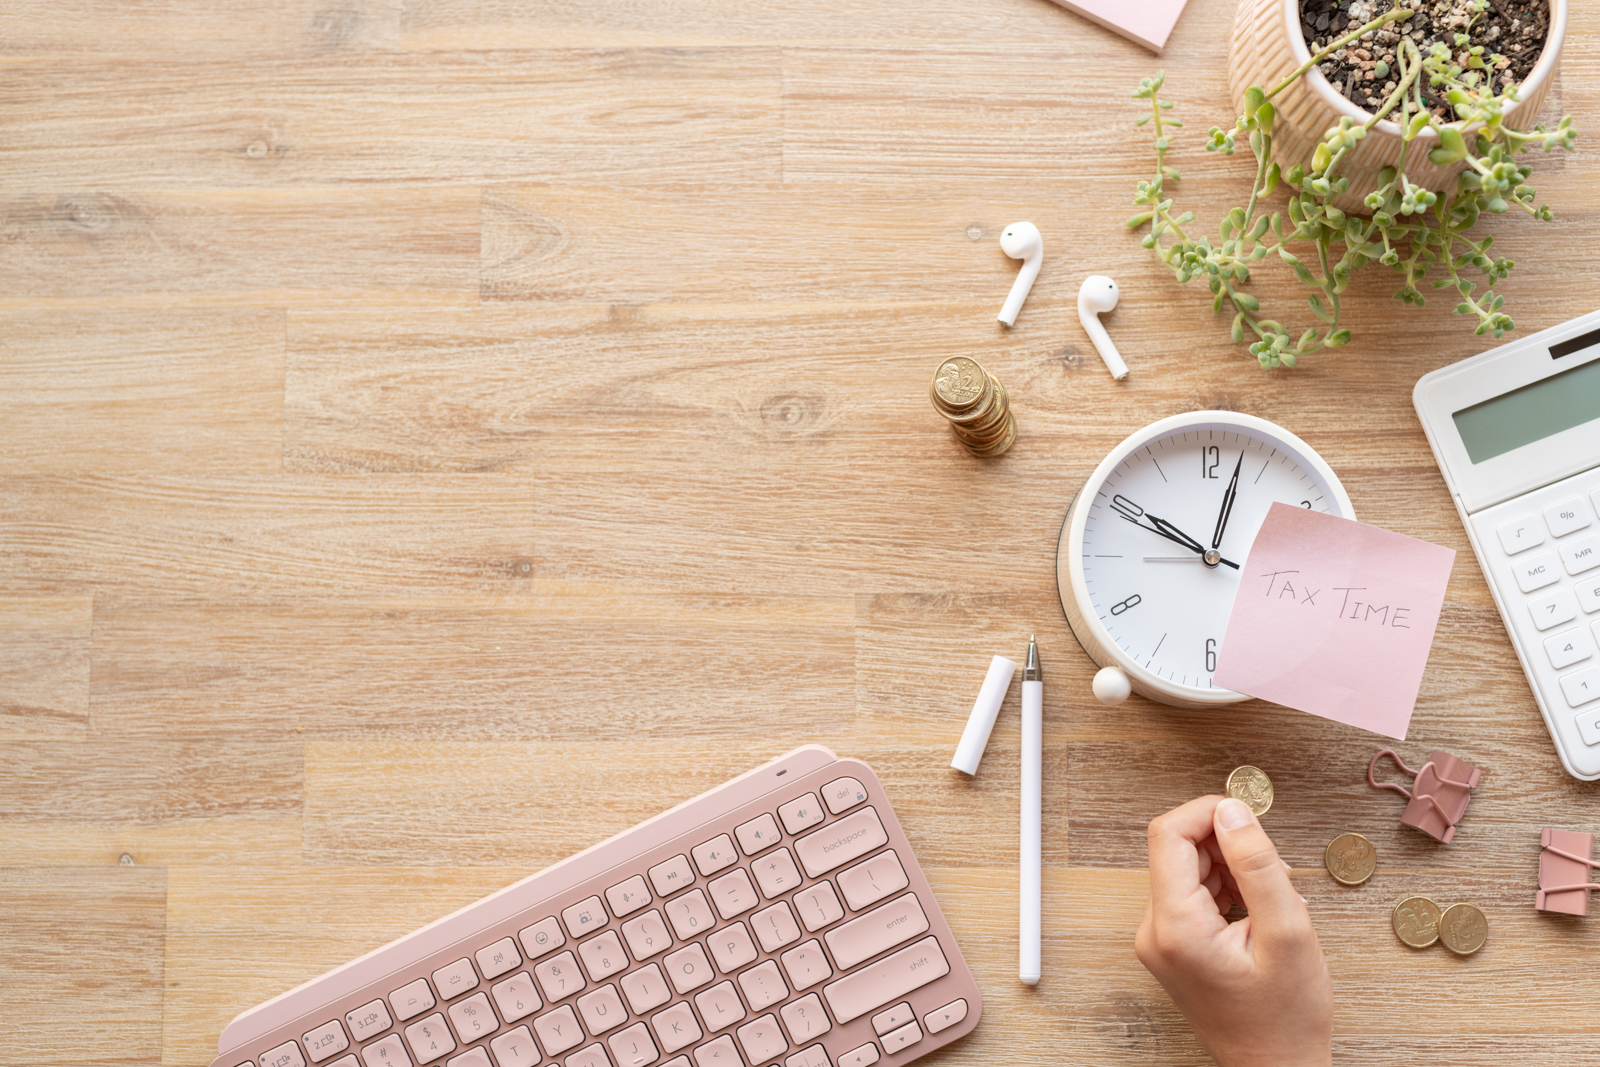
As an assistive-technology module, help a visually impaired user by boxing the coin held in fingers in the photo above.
[1226,765,1274,817]
[1392,895,1443,949]
[1324,832,1377,886]
[1438,902,1489,955]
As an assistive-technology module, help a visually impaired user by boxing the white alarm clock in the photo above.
[1057,411,1355,707]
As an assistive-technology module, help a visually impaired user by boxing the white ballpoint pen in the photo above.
[1020,635,1042,985]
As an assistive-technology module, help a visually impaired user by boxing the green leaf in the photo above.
[1434,126,1468,163]
[1244,85,1265,120]
[1407,111,1431,139]
[1233,291,1261,312]
[1264,161,1280,196]
[1308,293,1334,324]
[1248,216,1271,240]
[1298,328,1320,349]
[1231,312,1246,344]
[1277,246,1300,266]
[1126,212,1154,228]
[1325,328,1352,347]
[1135,114,1152,126]
[1256,101,1275,132]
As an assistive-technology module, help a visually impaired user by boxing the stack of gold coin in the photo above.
[930,356,1015,457]
[1391,896,1489,955]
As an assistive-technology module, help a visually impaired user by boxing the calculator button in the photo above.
[1545,628,1595,669]
[1580,577,1600,614]
[1529,588,1579,631]
[1546,498,1593,538]
[1577,708,1600,747]
[1498,516,1546,555]
[778,793,825,835]
[1560,666,1600,707]
[1512,551,1561,593]
[1562,535,1600,575]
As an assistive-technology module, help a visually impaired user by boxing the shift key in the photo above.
[822,936,949,1024]
[794,808,889,878]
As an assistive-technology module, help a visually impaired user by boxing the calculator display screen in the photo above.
[1452,355,1600,464]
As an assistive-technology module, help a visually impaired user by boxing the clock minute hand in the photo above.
[1212,452,1244,550]
[1141,511,1242,570]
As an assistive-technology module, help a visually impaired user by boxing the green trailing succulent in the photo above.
[1128,0,1576,368]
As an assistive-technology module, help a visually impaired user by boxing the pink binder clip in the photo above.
[1366,749,1482,844]
[1538,829,1600,916]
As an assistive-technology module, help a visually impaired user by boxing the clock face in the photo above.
[1075,421,1350,697]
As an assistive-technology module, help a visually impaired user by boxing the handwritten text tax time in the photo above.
[1258,570,1413,629]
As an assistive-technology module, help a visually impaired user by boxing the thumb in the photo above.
[1213,797,1304,940]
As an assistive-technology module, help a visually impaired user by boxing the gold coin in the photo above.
[1324,832,1377,886]
[1438,902,1489,955]
[1225,765,1273,816]
[1391,894,1443,949]
[956,416,1015,457]
[931,357,988,409]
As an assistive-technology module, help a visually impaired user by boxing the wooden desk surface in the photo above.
[4,1,1599,1063]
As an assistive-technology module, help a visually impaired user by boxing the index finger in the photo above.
[1146,794,1225,911]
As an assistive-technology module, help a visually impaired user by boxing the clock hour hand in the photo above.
[1211,452,1244,550]
[1126,510,1241,570]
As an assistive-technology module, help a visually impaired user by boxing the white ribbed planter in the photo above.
[1228,0,1566,213]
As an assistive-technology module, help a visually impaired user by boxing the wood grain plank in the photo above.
[91,595,853,739]
[0,51,780,189]
[0,866,165,1067]
[0,597,90,738]
[0,309,284,472]
[0,188,478,308]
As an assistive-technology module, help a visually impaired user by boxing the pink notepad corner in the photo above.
[1213,504,1456,740]
[1046,0,1192,53]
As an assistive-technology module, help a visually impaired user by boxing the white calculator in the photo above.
[1415,308,1600,780]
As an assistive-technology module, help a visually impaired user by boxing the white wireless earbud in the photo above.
[997,222,1042,327]
[1078,275,1128,380]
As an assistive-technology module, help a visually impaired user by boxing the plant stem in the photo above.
[1266,4,1410,101]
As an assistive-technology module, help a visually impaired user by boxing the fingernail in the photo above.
[1282,860,1293,871]
[1217,797,1255,830]
[1299,894,1308,903]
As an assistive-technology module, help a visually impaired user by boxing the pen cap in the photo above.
[951,655,1018,775]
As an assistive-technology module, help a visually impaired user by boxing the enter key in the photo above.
[823,893,929,970]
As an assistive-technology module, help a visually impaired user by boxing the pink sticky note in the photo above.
[1213,504,1455,740]
[1043,0,1192,53]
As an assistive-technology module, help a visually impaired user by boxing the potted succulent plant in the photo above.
[1127,0,1575,367]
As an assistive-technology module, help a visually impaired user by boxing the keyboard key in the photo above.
[707,921,758,973]
[566,1043,612,1067]
[1513,551,1561,593]
[327,1057,360,1067]
[263,1041,308,1067]
[778,940,833,991]
[692,1035,741,1067]
[534,951,586,1002]
[836,851,909,912]
[870,1004,913,1037]
[778,794,825,835]
[404,1013,457,1065]
[621,909,673,961]
[446,1051,489,1067]
[490,972,541,1023]
[735,813,783,856]
[489,1027,539,1067]
[562,896,608,939]
[433,958,479,1001]
[1562,666,1600,708]
[735,1014,788,1066]
[664,943,715,994]
[577,984,628,1035]
[922,999,967,1035]
[578,930,630,982]
[620,963,671,1014]
[1546,498,1592,538]
[651,1001,703,1053]
[519,917,566,960]
[304,1022,349,1063]
[533,1005,584,1056]
[794,808,889,878]
[779,994,831,1043]
[607,1023,659,1067]
[822,778,868,815]
[691,835,739,876]
[1577,707,1600,747]
[362,1035,413,1067]
[648,855,696,897]
[838,1044,878,1067]
[826,893,930,969]
[665,889,716,939]
[1546,627,1595,670]
[1497,515,1545,555]
[448,993,498,1043]
[1563,535,1600,575]
[786,1045,831,1067]
[390,979,437,1022]
[694,980,748,1032]
[752,848,803,899]
[1580,577,1600,614]
[751,902,802,952]
[662,1057,691,1067]
[708,868,760,920]
[793,881,844,932]
[736,960,789,1010]
[1530,588,1579,631]
[348,1000,394,1043]
[822,936,950,1023]
[880,1022,921,1054]
[477,938,522,981]
[606,876,653,918]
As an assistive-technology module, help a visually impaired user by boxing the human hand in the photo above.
[1134,795,1333,1067]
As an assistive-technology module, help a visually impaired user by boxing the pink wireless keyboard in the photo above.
[213,747,982,1067]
